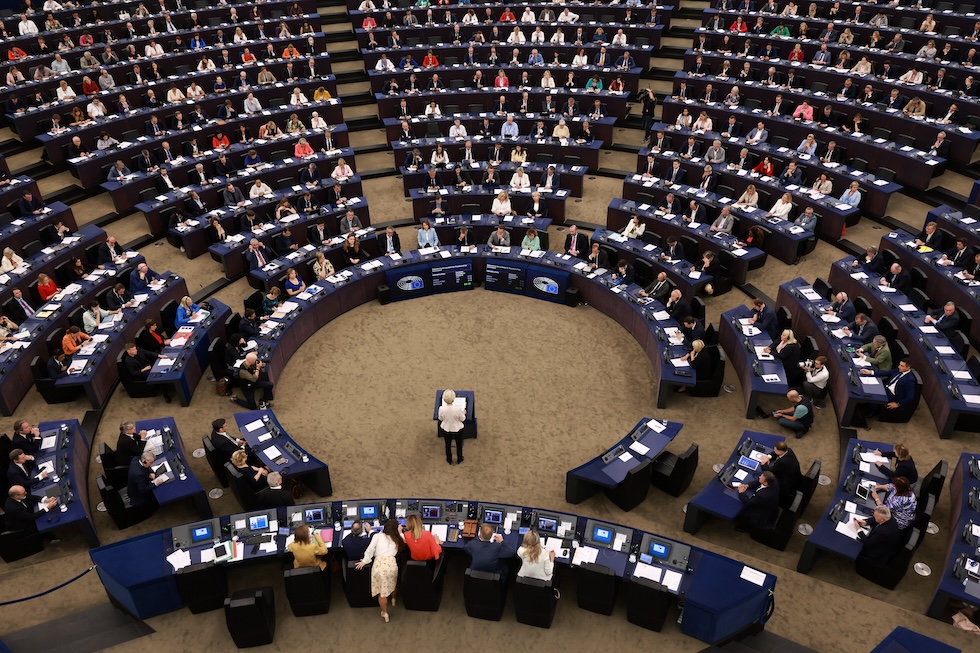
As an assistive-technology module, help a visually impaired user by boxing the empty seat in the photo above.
[576,562,617,615]
[401,559,446,611]
[0,516,44,563]
[798,459,821,513]
[98,442,129,489]
[651,443,699,497]
[626,575,672,631]
[284,566,331,616]
[513,575,558,628]
[224,587,276,648]
[97,475,156,530]
[463,569,507,621]
[604,459,652,511]
[202,435,229,487]
[341,557,376,608]
[177,562,228,613]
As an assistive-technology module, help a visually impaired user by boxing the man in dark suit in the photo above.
[924,302,960,335]
[257,472,295,508]
[880,262,911,295]
[127,452,161,509]
[826,292,856,323]
[244,239,271,270]
[17,191,44,216]
[381,226,401,256]
[664,290,691,322]
[115,421,147,468]
[185,191,207,215]
[915,222,944,250]
[855,505,902,567]
[664,160,686,185]
[156,168,177,192]
[105,283,134,311]
[272,228,297,257]
[843,313,878,344]
[927,132,950,158]
[11,420,40,454]
[640,272,671,302]
[464,523,516,578]
[564,225,588,258]
[736,471,780,531]
[682,199,706,224]
[7,449,44,488]
[742,442,801,508]
[4,485,58,534]
[751,299,780,341]
[308,222,330,246]
[210,418,246,468]
[6,289,36,323]
[877,360,916,420]
[661,236,685,261]
[942,239,973,267]
[135,149,159,173]
[96,236,123,266]
[341,521,374,560]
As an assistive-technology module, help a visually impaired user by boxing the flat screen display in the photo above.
[359,505,378,520]
[483,509,503,524]
[384,264,433,302]
[592,526,613,545]
[485,260,526,293]
[431,260,473,291]
[248,515,268,531]
[421,505,441,520]
[649,541,670,560]
[304,508,324,523]
[191,525,212,543]
[538,517,557,533]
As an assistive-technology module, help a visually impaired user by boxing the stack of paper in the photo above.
[572,545,599,566]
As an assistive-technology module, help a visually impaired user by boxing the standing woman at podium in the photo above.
[439,389,466,464]
[355,519,405,623]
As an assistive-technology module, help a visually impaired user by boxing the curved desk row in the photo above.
[135,417,212,520]
[398,159,585,197]
[208,197,371,280]
[718,306,789,419]
[876,226,980,349]
[247,232,380,292]
[797,438,894,574]
[408,187,568,223]
[107,130,351,223]
[927,453,980,620]
[391,134,602,170]
[32,420,98,547]
[566,418,681,504]
[828,258,980,438]
[617,178,781,275]
[89,496,776,646]
[0,245,142,416]
[378,87,629,123]
[926,207,980,250]
[590,226,714,298]
[55,272,188,409]
[14,37,334,144]
[660,97,945,190]
[347,3,674,30]
[233,409,332,496]
[238,245,694,403]
[643,121,900,220]
[386,112,617,153]
[776,277,888,427]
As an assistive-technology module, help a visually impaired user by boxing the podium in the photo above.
[433,390,478,440]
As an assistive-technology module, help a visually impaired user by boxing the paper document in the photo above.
[431,524,449,542]
[662,570,682,592]
[199,548,216,564]
[652,310,671,321]
[259,541,278,553]
[244,419,264,432]
[739,566,766,586]
[543,537,565,556]
[452,397,467,412]
[859,462,871,473]
[618,451,633,463]
[645,419,666,433]
[844,501,858,514]
[629,441,650,456]
[762,374,781,383]
[671,357,690,367]
[860,377,879,386]
[633,562,664,583]
[41,435,57,450]
[263,445,283,460]
[835,517,868,540]
[860,453,888,465]
[572,546,599,566]
[166,549,192,572]
[613,533,628,551]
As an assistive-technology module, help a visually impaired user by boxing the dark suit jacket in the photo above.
[105,289,134,311]
[464,538,516,576]
[884,370,916,407]
[666,298,692,321]
[381,232,402,254]
[858,518,901,567]
[847,320,878,344]
[7,459,38,488]
[126,457,158,507]
[737,481,780,529]
[245,248,269,270]
[342,532,373,561]
[96,242,123,265]
[211,430,243,466]
[564,232,588,257]
[136,154,158,172]
[644,278,671,302]
[11,432,40,454]
[115,432,145,468]
[749,450,802,506]
[664,166,686,185]
[928,309,959,335]
[773,341,803,386]
[257,487,296,508]
[3,495,46,533]
[832,300,856,323]
[916,228,944,251]
[884,269,912,295]
[754,308,780,341]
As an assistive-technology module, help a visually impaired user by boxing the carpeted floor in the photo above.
[2,115,979,653]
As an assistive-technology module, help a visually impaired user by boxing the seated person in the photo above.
[287,524,327,569]
[342,520,374,561]
[735,471,780,532]
[516,530,555,580]
[853,506,901,568]
[464,523,516,578]
[403,514,442,560]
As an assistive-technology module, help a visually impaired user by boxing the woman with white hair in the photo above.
[438,389,466,464]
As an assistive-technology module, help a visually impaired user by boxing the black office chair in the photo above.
[401,558,447,611]
[224,462,261,511]
[160,299,179,335]
[947,330,970,358]
[850,158,868,172]
[908,494,935,550]
[909,267,928,291]
[800,335,819,363]
[877,370,923,424]
[513,575,558,628]
[917,460,948,504]
[340,556,376,608]
[855,528,919,590]
[626,575,672,631]
[703,323,718,346]
[201,435,229,487]
[117,350,161,399]
[463,569,507,621]
[894,134,916,149]
[877,317,900,343]
[750,490,803,551]
[177,563,228,613]
[224,587,276,647]
[209,337,232,387]
[98,442,129,490]
[650,443,699,497]
[634,259,654,288]
[604,459,653,512]
[576,562,617,615]
[690,346,726,397]
[30,356,84,405]
[870,128,891,141]
[0,515,44,563]
[798,459,821,513]
[283,566,332,616]
[97,475,156,530]
[691,297,706,322]
[776,306,792,333]
[876,168,896,183]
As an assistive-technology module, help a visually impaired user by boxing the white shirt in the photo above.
[509,172,530,189]
[622,221,645,238]
[520,10,536,22]
[19,19,39,35]
[361,533,400,562]
[530,30,545,43]
[431,151,449,165]
[290,92,309,105]
[375,58,395,71]
[424,105,442,118]
[491,198,512,215]
[572,54,588,67]
[557,11,580,23]
[541,76,555,88]
[87,101,106,118]
[244,97,262,113]
[438,403,465,432]
[612,33,628,46]
[0,253,24,272]
[310,116,327,129]
[332,165,353,179]
[57,86,76,100]
[805,365,829,389]
[250,183,270,198]
[550,32,565,44]
[449,124,467,137]
[517,546,554,580]
[769,199,793,219]
[507,31,526,44]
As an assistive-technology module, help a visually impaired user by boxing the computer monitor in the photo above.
[592,526,613,545]
[649,541,670,561]
[421,504,441,520]
[483,509,503,525]
[359,504,379,520]
[248,514,269,531]
[190,523,213,543]
[538,516,558,533]
[304,507,325,524]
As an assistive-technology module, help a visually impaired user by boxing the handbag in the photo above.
[216,377,230,396]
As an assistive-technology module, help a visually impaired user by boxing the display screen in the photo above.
[304,508,324,523]
[592,526,612,544]
[431,260,474,291]
[385,264,433,301]
[485,260,526,292]
[421,505,441,520]
[649,542,670,560]
[191,525,212,542]
[483,509,503,524]
[360,505,378,520]
[248,515,268,531]
[538,517,557,533]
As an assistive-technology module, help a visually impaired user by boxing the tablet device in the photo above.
[738,455,761,472]
[855,485,871,501]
